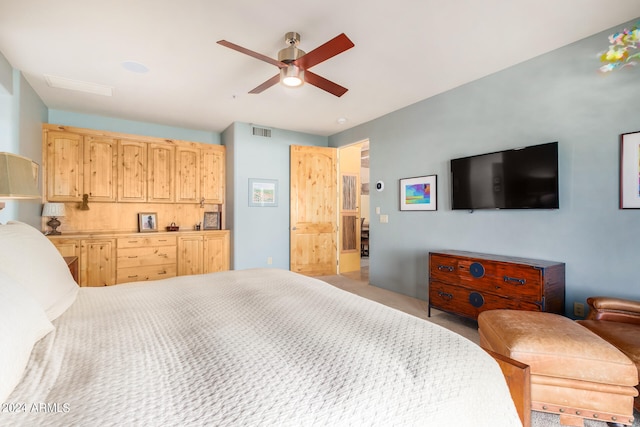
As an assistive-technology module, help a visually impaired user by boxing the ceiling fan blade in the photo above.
[294,33,354,70]
[305,70,348,97]
[217,40,287,69]
[248,74,280,94]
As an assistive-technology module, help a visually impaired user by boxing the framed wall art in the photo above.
[138,212,158,232]
[620,131,640,209]
[399,175,437,211]
[249,178,278,207]
[203,211,221,230]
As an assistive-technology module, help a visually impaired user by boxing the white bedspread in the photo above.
[5,269,521,426]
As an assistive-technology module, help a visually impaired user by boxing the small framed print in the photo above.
[138,212,158,232]
[620,131,640,209]
[399,175,437,211]
[249,178,278,207]
[203,211,221,230]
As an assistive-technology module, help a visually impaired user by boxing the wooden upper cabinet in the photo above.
[176,145,201,203]
[118,140,147,202]
[84,136,117,202]
[201,145,225,204]
[148,143,175,202]
[46,131,83,201]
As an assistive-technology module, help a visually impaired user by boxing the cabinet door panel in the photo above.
[176,146,200,202]
[118,141,147,202]
[201,146,224,203]
[84,136,117,201]
[178,235,203,276]
[46,131,82,201]
[204,233,229,273]
[80,239,116,287]
[148,143,175,202]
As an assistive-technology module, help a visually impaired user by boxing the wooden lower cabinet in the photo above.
[49,230,229,286]
[428,250,565,321]
[81,238,116,287]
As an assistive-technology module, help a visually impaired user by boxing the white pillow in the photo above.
[0,270,54,402]
[0,221,78,320]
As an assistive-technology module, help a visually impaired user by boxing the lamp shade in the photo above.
[0,152,40,199]
[42,202,66,217]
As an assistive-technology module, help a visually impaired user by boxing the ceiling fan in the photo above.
[217,32,354,97]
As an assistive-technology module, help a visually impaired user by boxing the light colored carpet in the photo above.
[317,273,639,427]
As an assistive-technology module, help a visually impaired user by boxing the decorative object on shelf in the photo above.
[248,178,278,207]
[42,202,66,235]
[0,152,40,210]
[203,211,221,230]
[138,212,158,232]
[80,194,90,210]
[399,174,437,211]
[166,222,179,232]
[619,130,640,209]
[599,22,640,73]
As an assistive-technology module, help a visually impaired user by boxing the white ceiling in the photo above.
[1,0,639,137]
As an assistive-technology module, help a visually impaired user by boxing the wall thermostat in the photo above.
[376,181,384,192]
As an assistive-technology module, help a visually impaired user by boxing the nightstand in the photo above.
[64,256,79,284]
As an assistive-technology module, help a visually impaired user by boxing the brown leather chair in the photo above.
[577,296,640,412]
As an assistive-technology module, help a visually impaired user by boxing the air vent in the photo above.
[252,126,272,138]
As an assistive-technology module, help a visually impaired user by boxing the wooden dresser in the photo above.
[428,250,565,320]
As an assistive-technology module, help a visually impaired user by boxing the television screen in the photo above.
[451,142,559,210]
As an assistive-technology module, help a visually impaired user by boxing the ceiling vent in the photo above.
[252,126,272,138]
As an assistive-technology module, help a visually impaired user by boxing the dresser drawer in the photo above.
[429,281,543,320]
[117,264,177,283]
[117,235,177,248]
[117,246,177,268]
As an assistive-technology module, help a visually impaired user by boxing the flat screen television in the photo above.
[450,141,559,210]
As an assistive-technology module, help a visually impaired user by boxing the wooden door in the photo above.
[118,140,147,202]
[201,145,225,204]
[176,145,200,202]
[338,143,362,273]
[46,130,83,201]
[84,136,117,202]
[148,143,175,202]
[290,145,337,276]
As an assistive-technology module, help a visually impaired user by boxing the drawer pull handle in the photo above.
[437,265,454,272]
[158,239,167,242]
[437,291,453,300]
[128,241,138,243]
[158,271,167,275]
[503,276,526,285]
[128,256,138,258]
[128,275,138,278]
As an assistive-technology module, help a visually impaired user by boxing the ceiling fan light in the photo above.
[280,65,304,87]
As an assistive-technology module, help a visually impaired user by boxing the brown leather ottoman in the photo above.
[478,310,638,426]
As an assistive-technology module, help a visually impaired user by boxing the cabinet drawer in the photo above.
[430,254,543,300]
[117,264,176,284]
[117,235,176,248]
[117,246,177,268]
[429,281,542,320]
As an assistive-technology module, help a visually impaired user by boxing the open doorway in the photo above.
[338,140,369,282]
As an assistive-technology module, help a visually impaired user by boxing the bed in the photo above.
[0,221,522,426]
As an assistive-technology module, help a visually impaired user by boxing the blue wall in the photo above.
[226,122,327,270]
[48,110,220,145]
[330,19,640,312]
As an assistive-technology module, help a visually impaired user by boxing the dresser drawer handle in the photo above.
[437,291,453,300]
[128,275,138,278]
[128,241,138,244]
[503,276,526,285]
[158,271,167,275]
[127,255,138,258]
[158,239,167,242]
[437,265,454,272]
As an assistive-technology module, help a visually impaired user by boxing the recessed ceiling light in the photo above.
[337,117,348,125]
[122,61,149,73]
[44,75,113,96]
